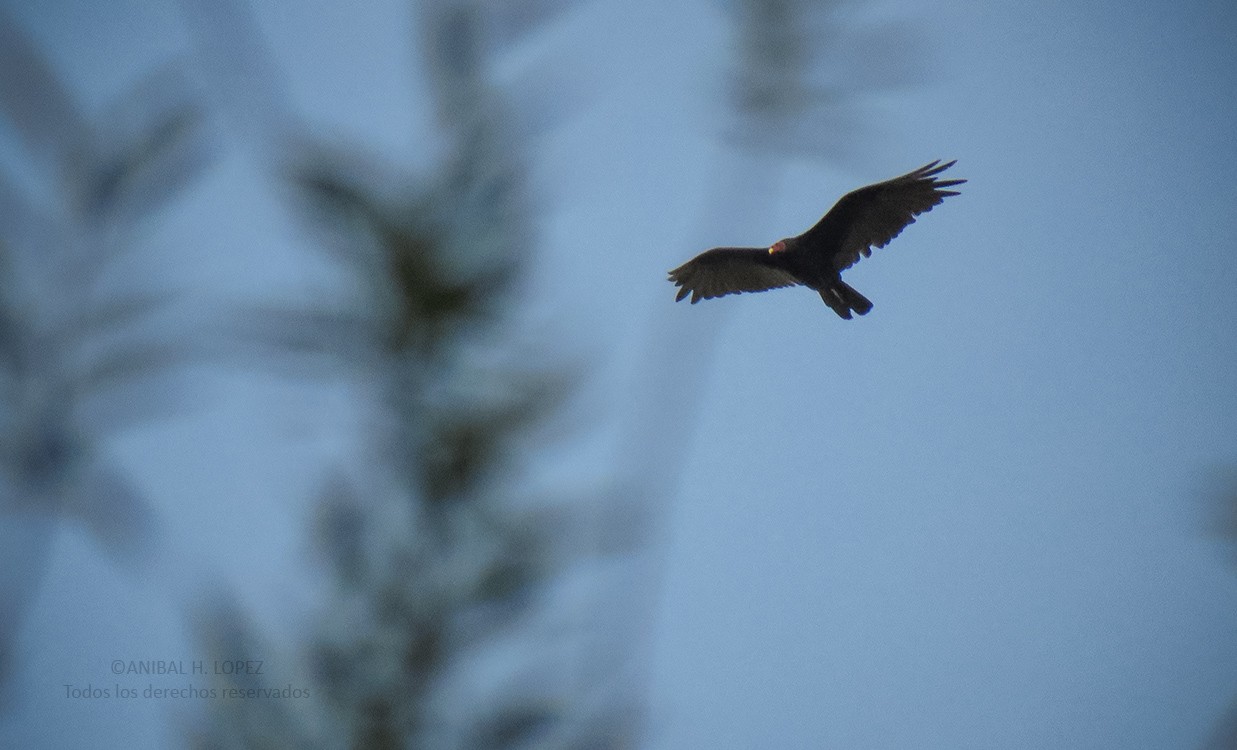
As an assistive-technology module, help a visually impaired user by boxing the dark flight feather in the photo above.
[667,247,802,303]
[804,159,964,272]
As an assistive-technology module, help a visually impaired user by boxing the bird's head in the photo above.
[768,239,789,255]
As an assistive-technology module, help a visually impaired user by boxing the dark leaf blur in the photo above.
[0,8,214,703]
[186,2,640,748]
[1201,465,1237,749]
[723,0,925,162]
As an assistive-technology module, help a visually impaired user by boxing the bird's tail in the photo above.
[820,282,873,320]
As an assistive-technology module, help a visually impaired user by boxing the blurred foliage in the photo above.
[723,0,924,161]
[0,9,213,703]
[1205,466,1237,551]
[1200,467,1237,749]
[0,0,929,744]
[187,2,634,748]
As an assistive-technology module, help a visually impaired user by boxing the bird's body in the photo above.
[667,160,965,319]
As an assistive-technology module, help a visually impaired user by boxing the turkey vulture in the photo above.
[667,160,964,319]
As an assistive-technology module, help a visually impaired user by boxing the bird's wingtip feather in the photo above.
[918,159,958,178]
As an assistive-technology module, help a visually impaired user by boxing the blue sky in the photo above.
[1,1,1235,748]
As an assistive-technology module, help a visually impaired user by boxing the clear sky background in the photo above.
[1,1,1235,748]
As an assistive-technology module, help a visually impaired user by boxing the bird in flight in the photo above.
[667,160,964,319]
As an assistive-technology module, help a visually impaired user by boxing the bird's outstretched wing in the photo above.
[668,247,802,303]
[801,160,965,272]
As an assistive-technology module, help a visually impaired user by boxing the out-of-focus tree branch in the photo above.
[0,8,216,705]
[185,2,639,748]
[725,0,926,162]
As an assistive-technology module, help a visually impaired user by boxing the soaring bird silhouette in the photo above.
[667,161,964,319]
